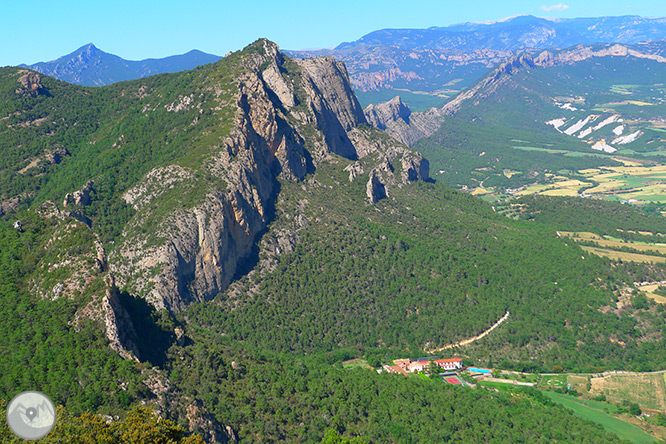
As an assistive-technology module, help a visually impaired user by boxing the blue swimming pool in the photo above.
[468,367,492,373]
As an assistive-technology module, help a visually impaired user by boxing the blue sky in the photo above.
[2,0,666,66]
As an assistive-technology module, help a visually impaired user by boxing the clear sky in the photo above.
[3,0,666,66]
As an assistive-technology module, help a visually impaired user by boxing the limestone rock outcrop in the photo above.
[366,171,387,203]
[363,96,446,146]
[109,40,429,313]
[64,180,94,207]
[17,71,45,96]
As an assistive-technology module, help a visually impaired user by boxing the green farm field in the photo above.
[544,392,658,444]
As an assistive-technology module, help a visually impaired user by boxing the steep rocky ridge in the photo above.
[0,41,428,441]
[1,38,427,320]
[106,40,427,313]
[364,96,446,146]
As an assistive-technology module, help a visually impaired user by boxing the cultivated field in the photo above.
[342,358,372,370]
[506,161,666,204]
[558,231,666,264]
[581,246,666,263]
[544,391,658,444]
[589,372,666,412]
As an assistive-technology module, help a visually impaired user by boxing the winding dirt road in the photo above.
[426,311,510,353]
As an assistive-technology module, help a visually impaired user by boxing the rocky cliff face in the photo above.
[363,96,446,146]
[108,40,428,313]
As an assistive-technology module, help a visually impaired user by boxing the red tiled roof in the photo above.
[434,358,462,364]
[388,365,409,376]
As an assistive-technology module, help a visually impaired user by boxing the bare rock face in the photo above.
[63,180,94,207]
[344,162,364,182]
[296,56,367,159]
[45,146,70,164]
[363,96,446,146]
[109,39,429,313]
[366,171,387,203]
[184,400,233,443]
[402,155,430,182]
[0,196,20,216]
[364,96,411,130]
[101,279,141,361]
[17,71,45,96]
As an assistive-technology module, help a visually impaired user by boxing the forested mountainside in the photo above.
[1,39,665,442]
[21,43,221,86]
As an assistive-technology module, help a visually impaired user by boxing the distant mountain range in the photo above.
[289,15,666,108]
[21,43,221,86]
[336,15,666,51]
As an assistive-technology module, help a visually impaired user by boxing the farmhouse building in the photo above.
[434,358,463,370]
[406,360,431,373]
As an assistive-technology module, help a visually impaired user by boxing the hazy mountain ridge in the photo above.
[338,15,666,51]
[21,43,222,86]
[288,45,511,93]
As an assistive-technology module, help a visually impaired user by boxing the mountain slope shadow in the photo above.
[117,291,176,367]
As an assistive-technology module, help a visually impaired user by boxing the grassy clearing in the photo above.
[539,374,567,390]
[342,358,372,370]
[544,391,658,444]
[559,231,603,240]
[503,169,521,178]
[471,187,492,195]
[568,374,591,392]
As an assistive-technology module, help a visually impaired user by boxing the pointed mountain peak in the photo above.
[73,42,101,54]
